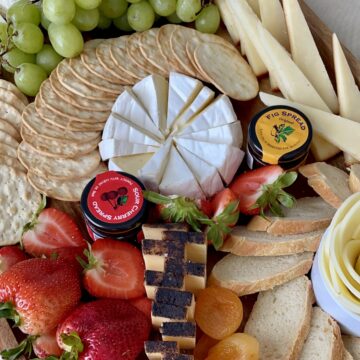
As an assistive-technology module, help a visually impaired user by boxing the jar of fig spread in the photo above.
[247,106,313,170]
[80,171,147,242]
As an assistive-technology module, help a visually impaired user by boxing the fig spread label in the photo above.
[87,171,144,224]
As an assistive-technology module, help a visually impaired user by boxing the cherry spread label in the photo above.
[87,171,144,224]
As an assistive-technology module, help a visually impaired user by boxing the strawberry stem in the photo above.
[59,332,84,360]
[21,195,47,237]
[0,302,21,326]
[0,335,37,360]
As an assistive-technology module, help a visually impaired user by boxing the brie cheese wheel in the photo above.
[101,72,244,198]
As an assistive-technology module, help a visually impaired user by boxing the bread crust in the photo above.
[349,165,360,193]
[308,176,343,208]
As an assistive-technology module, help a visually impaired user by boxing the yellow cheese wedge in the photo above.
[108,153,154,176]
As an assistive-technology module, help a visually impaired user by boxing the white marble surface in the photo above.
[304,0,360,59]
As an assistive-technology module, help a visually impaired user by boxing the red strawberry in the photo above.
[211,188,238,218]
[22,207,87,257]
[47,246,87,274]
[230,165,297,216]
[130,297,152,319]
[196,198,214,218]
[0,246,28,274]
[81,239,145,299]
[57,299,151,360]
[0,258,81,335]
[33,329,63,358]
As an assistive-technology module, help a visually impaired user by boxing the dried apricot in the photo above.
[205,333,259,360]
[194,334,219,360]
[195,287,243,340]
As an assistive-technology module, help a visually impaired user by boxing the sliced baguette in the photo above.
[345,350,355,360]
[349,164,360,193]
[220,226,323,256]
[343,335,360,360]
[208,252,313,296]
[299,162,352,208]
[247,197,336,235]
[298,307,344,360]
[244,276,314,360]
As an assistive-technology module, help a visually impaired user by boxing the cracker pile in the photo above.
[21,24,258,202]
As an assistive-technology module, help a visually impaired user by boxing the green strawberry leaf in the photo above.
[1,336,36,360]
[0,302,21,326]
[274,172,298,188]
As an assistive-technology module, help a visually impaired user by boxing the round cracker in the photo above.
[0,88,26,114]
[0,164,41,245]
[38,80,109,123]
[27,163,107,202]
[57,60,116,101]
[0,143,17,158]
[0,100,22,130]
[0,129,19,148]
[18,141,101,180]
[21,124,100,159]
[84,39,104,50]
[0,118,20,141]
[22,104,100,142]
[194,42,259,101]
[0,79,28,106]
[0,155,25,172]
[96,39,138,85]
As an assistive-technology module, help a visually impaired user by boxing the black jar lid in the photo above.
[248,105,313,165]
[81,171,147,232]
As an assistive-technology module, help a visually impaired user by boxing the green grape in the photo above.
[176,0,201,22]
[166,11,182,23]
[97,13,112,29]
[113,12,132,32]
[99,0,128,19]
[15,63,47,96]
[40,9,51,30]
[72,6,99,31]
[0,22,8,46]
[127,0,142,3]
[48,23,84,58]
[195,4,220,34]
[36,44,63,75]
[127,1,155,32]
[2,48,35,73]
[43,0,76,25]
[149,0,176,17]
[13,23,44,54]
[75,0,102,10]
[7,0,41,25]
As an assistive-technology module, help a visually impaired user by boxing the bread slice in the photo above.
[343,335,360,360]
[299,162,352,208]
[220,226,323,256]
[208,252,313,296]
[247,197,336,235]
[344,350,355,360]
[298,307,344,360]
[349,164,360,193]
[244,276,314,360]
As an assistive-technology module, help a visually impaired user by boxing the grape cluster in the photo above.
[0,0,220,97]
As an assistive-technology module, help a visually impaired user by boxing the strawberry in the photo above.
[196,198,214,218]
[0,246,28,274]
[0,258,81,335]
[33,329,63,358]
[47,246,87,274]
[22,201,87,257]
[229,165,297,216]
[56,299,151,360]
[211,188,238,218]
[130,297,152,319]
[80,239,145,299]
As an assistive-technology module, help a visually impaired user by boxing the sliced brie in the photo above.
[102,114,161,146]
[159,146,205,199]
[99,139,158,160]
[166,72,203,130]
[108,153,154,176]
[171,86,215,133]
[179,95,238,135]
[112,88,164,141]
[132,74,169,133]
[178,122,243,147]
[177,144,224,198]
[139,139,172,191]
[175,138,244,185]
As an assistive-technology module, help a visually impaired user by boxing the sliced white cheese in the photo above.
[179,95,238,135]
[108,153,154,176]
[159,146,205,199]
[247,0,261,17]
[171,86,215,134]
[333,34,360,122]
[98,139,158,160]
[177,122,243,147]
[102,114,161,147]
[139,139,172,192]
[177,144,224,198]
[112,88,164,141]
[283,0,339,113]
[132,74,169,134]
[166,72,203,130]
[260,92,360,161]
[175,138,244,185]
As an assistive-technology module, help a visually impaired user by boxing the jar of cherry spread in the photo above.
[80,171,147,242]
